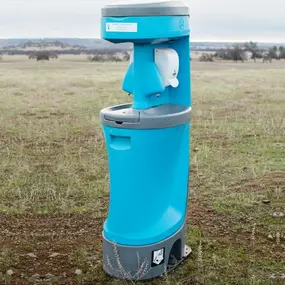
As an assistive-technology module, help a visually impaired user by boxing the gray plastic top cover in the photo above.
[100,104,192,129]
[102,1,190,17]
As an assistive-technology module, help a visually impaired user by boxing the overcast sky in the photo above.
[0,0,285,42]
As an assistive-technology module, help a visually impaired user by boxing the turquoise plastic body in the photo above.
[101,16,191,109]
[101,14,191,246]
[102,123,190,246]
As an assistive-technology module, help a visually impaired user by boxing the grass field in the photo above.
[0,56,284,285]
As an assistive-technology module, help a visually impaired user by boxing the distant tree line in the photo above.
[199,53,215,62]
[0,48,131,56]
[87,51,130,62]
[27,50,131,62]
[28,51,58,61]
[199,42,285,63]
[0,50,131,62]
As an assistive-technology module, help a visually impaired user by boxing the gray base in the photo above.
[103,225,191,280]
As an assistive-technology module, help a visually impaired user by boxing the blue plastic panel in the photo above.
[102,123,190,246]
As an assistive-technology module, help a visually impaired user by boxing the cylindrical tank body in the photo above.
[103,120,190,246]
[100,0,192,280]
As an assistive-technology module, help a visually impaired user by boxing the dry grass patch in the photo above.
[0,56,284,284]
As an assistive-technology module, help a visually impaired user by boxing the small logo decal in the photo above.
[179,19,185,30]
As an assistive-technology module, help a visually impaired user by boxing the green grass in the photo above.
[0,56,284,284]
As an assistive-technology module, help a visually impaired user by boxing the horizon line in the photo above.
[0,37,285,44]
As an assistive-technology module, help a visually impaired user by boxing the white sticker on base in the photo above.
[106,23,138,33]
[152,248,164,266]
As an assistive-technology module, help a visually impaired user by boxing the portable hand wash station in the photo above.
[100,0,192,280]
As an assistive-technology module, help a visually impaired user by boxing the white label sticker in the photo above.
[106,23,138,33]
[152,248,164,265]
